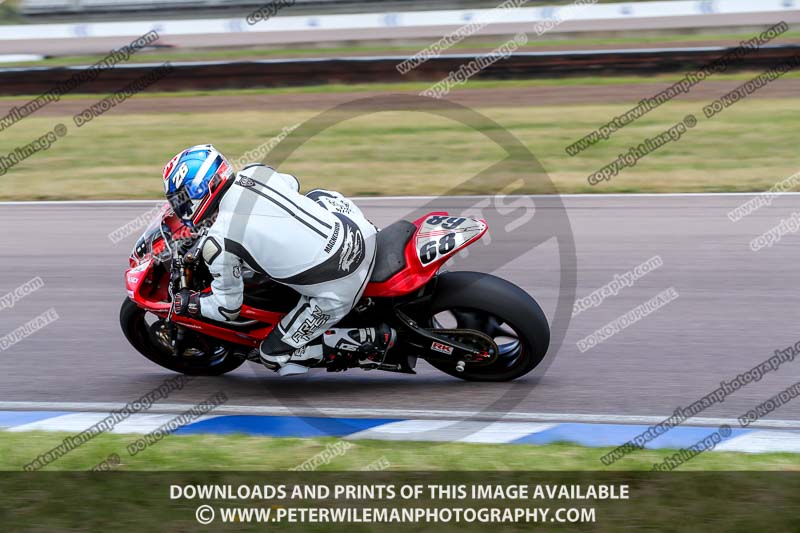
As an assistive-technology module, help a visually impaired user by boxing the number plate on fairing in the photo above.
[416,215,486,265]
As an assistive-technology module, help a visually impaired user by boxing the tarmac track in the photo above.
[0,194,798,425]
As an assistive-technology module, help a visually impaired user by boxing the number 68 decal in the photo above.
[416,215,486,265]
[419,233,457,264]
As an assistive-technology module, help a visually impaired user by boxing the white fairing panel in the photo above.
[415,215,487,266]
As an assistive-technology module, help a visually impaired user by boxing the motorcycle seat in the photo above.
[369,219,417,283]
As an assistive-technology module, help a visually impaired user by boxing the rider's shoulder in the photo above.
[236,164,299,193]
[237,163,275,179]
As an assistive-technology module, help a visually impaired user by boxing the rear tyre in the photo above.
[119,298,245,376]
[424,271,550,382]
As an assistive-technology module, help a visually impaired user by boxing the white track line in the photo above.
[347,420,557,443]
[1,401,798,430]
[5,412,218,434]
[715,430,800,453]
[1,192,797,206]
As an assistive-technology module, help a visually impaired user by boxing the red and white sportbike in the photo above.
[120,205,550,381]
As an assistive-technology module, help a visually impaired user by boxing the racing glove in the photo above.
[173,288,201,317]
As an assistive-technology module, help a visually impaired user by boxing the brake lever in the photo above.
[183,237,204,266]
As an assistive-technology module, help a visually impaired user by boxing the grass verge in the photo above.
[2,431,799,530]
[0,92,797,199]
[2,430,798,471]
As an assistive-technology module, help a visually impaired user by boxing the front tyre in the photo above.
[424,271,550,382]
[119,298,245,376]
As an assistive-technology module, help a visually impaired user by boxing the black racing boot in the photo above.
[259,331,323,376]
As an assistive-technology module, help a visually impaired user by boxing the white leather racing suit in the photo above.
[196,164,377,350]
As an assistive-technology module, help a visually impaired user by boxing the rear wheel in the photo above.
[423,271,549,381]
[119,298,245,376]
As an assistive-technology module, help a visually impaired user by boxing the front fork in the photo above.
[167,238,202,356]
[167,261,188,356]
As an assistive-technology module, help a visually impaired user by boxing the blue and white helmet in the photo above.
[162,144,234,227]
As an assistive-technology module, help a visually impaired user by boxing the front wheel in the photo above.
[119,298,246,376]
[423,271,550,381]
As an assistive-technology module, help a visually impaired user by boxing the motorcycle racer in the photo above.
[163,144,395,376]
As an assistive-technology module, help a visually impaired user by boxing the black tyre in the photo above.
[119,298,245,376]
[424,271,550,382]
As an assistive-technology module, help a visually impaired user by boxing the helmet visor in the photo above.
[166,190,193,220]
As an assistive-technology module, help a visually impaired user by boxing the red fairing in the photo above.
[363,212,488,298]
[165,313,278,348]
[125,264,283,347]
[125,259,155,301]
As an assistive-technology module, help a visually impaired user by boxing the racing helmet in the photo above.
[163,144,234,227]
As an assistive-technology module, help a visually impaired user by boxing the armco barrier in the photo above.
[1,45,799,96]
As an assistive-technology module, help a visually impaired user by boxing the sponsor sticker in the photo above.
[431,341,454,355]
